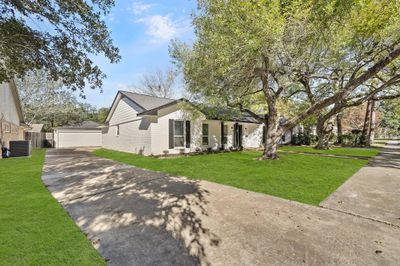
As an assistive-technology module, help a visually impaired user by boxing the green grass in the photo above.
[279,145,380,158]
[94,148,370,205]
[0,149,105,265]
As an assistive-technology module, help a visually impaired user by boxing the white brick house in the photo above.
[102,91,270,156]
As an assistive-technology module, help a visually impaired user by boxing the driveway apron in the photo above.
[321,141,400,227]
[42,148,400,266]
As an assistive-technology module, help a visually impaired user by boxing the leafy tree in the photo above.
[134,68,176,98]
[0,0,120,92]
[171,0,400,159]
[379,98,400,136]
[17,70,102,130]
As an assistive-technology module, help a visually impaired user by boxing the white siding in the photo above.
[242,123,263,148]
[102,97,152,155]
[102,97,266,156]
[54,129,102,148]
[150,105,205,155]
[0,82,20,125]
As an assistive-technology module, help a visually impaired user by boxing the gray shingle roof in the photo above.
[55,121,102,129]
[120,91,175,111]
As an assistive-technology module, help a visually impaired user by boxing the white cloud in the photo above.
[147,15,177,43]
[138,15,191,44]
[130,1,153,15]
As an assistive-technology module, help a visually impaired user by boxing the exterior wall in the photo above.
[102,97,152,155]
[0,82,24,148]
[54,129,102,148]
[150,105,205,155]
[0,82,20,125]
[151,105,263,155]
[242,123,263,148]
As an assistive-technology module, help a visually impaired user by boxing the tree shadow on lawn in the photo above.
[43,157,220,265]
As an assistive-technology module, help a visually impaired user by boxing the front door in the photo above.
[233,123,243,148]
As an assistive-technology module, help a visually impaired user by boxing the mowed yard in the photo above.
[94,146,379,205]
[0,149,105,265]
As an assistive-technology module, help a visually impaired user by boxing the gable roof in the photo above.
[120,91,176,111]
[105,90,264,124]
[105,90,178,123]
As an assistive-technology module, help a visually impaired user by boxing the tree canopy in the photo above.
[0,0,120,92]
[17,70,107,130]
[171,0,400,159]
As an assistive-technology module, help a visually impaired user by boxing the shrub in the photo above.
[291,132,318,145]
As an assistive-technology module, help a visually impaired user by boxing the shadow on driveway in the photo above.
[43,148,220,265]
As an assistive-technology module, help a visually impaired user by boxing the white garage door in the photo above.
[55,129,102,148]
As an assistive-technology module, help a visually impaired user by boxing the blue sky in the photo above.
[81,0,196,108]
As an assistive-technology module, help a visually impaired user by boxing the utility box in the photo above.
[10,140,31,157]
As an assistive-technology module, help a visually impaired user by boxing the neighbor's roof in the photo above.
[120,91,176,111]
[54,121,102,129]
[27,124,44,132]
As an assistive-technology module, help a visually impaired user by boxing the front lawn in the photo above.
[279,145,380,158]
[94,149,370,205]
[0,149,105,265]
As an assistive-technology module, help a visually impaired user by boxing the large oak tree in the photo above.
[0,0,120,91]
[171,0,400,159]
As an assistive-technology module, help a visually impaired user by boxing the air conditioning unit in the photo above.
[10,140,31,157]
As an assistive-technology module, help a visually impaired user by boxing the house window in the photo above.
[202,123,209,145]
[116,125,120,136]
[223,125,228,144]
[174,120,185,147]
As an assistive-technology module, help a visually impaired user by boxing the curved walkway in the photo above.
[42,147,400,265]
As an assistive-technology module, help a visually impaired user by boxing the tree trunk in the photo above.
[361,101,371,145]
[315,115,334,150]
[261,112,281,160]
[336,112,343,144]
[367,100,376,146]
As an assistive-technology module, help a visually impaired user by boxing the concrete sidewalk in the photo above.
[321,141,400,227]
[42,148,400,265]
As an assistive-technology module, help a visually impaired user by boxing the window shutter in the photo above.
[185,121,191,148]
[220,122,224,149]
[262,125,266,144]
[169,119,174,149]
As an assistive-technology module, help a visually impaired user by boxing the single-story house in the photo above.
[0,80,26,150]
[53,121,102,148]
[102,91,295,156]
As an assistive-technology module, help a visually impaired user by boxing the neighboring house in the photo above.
[103,91,281,156]
[53,121,102,148]
[0,80,26,149]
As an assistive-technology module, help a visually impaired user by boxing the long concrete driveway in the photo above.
[321,141,400,227]
[42,148,400,265]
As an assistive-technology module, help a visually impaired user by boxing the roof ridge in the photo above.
[119,90,176,101]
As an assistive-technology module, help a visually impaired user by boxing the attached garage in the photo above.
[53,121,102,148]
